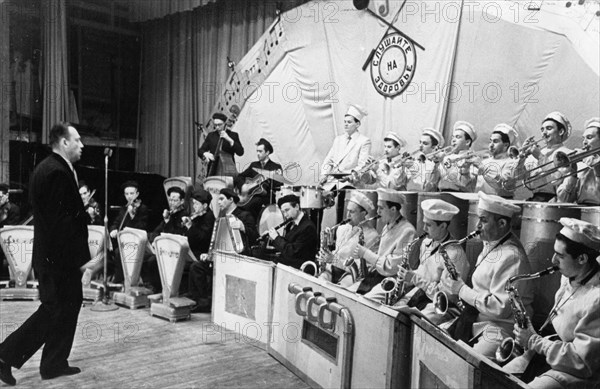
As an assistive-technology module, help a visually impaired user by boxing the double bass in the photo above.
[206,105,241,177]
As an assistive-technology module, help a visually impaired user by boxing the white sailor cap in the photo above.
[376,188,405,205]
[493,123,519,145]
[543,112,571,141]
[559,218,600,252]
[453,121,476,142]
[421,199,459,222]
[421,128,445,147]
[346,104,368,122]
[347,190,375,212]
[584,117,600,130]
[477,191,521,218]
[384,132,406,148]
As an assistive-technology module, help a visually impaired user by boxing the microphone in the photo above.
[104,148,113,158]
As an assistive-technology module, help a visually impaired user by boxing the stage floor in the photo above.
[0,300,310,388]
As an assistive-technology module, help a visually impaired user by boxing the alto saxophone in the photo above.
[433,230,481,315]
[300,218,350,276]
[381,232,427,306]
[495,265,559,364]
[342,215,381,282]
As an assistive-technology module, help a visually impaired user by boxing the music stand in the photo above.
[91,148,119,311]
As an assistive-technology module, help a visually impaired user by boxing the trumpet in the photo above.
[422,145,453,162]
[508,136,547,159]
[443,149,490,166]
[495,265,559,364]
[434,230,481,315]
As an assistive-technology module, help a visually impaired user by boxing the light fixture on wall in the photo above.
[227,56,235,71]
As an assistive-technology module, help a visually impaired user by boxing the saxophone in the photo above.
[300,218,350,276]
[433,230,481,315]
[342,215,381,282]
[495,265,559,364]
[381,232,427,306]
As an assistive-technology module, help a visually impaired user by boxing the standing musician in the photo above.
[320,104,372,222]
[267,194,318,269]
[350,188,416,295]
[234,138,282,220]
[318,191,379,287]
[0,183,20,228]
[217,188,258,253]
[78,182,102,226]
[439,192,533,359]
[430,121,478,193]
[471,124,520,198]
[198,112,244,177]
[361,132,409,190]
[406,128,445,192]
[109,180,149,284]
[507,218,600,389]
[517,111,573,202]
[184,188,216,313]
[568,117,600,205]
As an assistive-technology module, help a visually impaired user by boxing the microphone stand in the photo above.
[91,148,119,312]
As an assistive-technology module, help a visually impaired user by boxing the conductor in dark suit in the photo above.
[198,112,244,177]
[0,123,90,385]
[268,194,318,269]
[234,138,283,220]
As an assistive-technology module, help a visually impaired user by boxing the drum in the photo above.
[580,206,600,225]
[276,185,301,202]
[203,176,233,218]
[257,204,284,236]
[300,186,323,209]
[520,202,581,328]
[416,192,469,240]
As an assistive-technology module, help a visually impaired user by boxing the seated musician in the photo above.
[439,192,533,359]
[568,117,600,205]
[406,128,445,191]
[470,124,520,199]
[0,183,20,228]
[78,181,102,226]
[143,186,189,292]
[507,218,600,389]
[318,191,379,287]
[184,188,216,314]
[234,138,282,220]
[369,200,469,315]
[217,188,258,253]
[198,112,244,177]
[430,121,478,193]
[267,194,318,269]
[517,112,574,202]
[350,188,416,295]
[360,132,409,190]
[108,180,149,283]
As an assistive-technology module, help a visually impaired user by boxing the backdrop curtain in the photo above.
[0,0,9,183]
[128,0,216,23]
[41,0,71,143]
[137,0,305,177]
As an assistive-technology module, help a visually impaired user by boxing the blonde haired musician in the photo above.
[439,192,533,359]
[507,218,600,389]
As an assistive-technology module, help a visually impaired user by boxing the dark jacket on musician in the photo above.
[272,213,318,269]
[185,211,216,258]
[83,197,102,226]
[231,207,258,254]
[149,208,188,243]
[198,130,244,163]
[31,153,90,270]
[234,159,283,196]
[0,201,21,228]
[110,202,150,232]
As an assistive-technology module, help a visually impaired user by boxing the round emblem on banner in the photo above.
[370,33,417,98]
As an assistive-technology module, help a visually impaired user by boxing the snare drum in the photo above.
[257,204,285,236]
[580,206,600,225]
[276,185,300,202]
[300,186,323,209]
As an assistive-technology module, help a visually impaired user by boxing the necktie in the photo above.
[73,168,79,186]
[346,135,352,144]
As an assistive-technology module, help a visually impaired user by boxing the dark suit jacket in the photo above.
[198,130,244,162]
[186,211,216,258]
[110,202,150,232]
[30,153,90,270]
[232,207,258,253]
[234,159,283,200]
[272,213,318,269]
[149,208,189,242]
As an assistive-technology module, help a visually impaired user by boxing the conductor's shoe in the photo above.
[41,366,81,380]
[0,359,16,386]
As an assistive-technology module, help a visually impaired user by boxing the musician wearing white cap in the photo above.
[431,121,478,193]
[350,188,416,295]
[361,132,409,190]
[470,123,521,198]
[506,218,600,389]
[407,128,445,191]
[367,200,469,310]
[570,117,600,205]
[318,191,379,287]
[517,111,574,202]
[439,192,533,359]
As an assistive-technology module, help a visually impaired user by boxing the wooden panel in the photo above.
[212,251,275,348]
